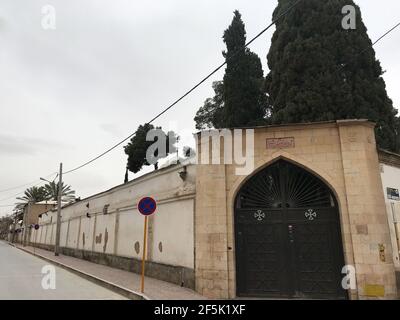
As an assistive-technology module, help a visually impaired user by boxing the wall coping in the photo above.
[52,162,195,212]
[379,148,400,168]
[194,119,375,134]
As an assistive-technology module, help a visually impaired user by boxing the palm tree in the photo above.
[15,186,47,209]
[16,186,47,202]
[43,181,76,202]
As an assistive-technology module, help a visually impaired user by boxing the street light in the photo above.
[40,175,58,184]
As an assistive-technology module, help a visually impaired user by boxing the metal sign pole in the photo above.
[34,228,37,255]
[141,215,148,293]
[137,196,156,294]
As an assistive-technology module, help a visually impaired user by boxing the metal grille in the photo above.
[237,160,334,209]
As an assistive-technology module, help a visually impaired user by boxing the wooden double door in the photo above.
[234,160,347,299]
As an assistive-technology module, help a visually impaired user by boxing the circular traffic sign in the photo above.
[138,197,157,216]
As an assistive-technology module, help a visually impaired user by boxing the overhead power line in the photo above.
[63,12,399,175]
[62,0,304,175]
[372,22,400,47]
[0,182,43,203]
[0,173,58,206]
[340,21,400,71]
[0,177,48,194]
[1,3,303,196]
[1,2,399,202]
[0,2,300,196]
[0,172,57,195]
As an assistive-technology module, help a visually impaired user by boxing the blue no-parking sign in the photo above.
[138,197,157,216]
[137,196,157,293]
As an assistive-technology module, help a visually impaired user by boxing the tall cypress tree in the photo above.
[223,11,268,128]
[266,0,399,152]
[194,11,268,130]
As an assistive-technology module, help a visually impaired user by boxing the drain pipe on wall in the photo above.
[390,202,400,256]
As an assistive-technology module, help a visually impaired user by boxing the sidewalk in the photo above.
[11,243,205,300]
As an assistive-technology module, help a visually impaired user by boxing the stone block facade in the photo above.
[195,120,398,299]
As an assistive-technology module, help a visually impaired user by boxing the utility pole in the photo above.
[23,202,31,247]
[11,212,17,243]
[54,162,63,256]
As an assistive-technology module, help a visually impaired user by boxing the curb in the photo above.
[13,244,149,300]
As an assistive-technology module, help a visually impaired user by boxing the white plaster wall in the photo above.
[48,164,196,222]
[33,164,196,270]
[44,224,55,245]
[60,220,68,247]
[41,225,47,244]
[66,217,80,249]
[78,215,94,251]
[50,224,55,245]
[380,163,400,267]
[93,214,115,254]
[39,225,44,243]
[36,225,43,244]
[29,229,35,243]
[151,199,194,269]
[31,228,39,243]
[116,209,144,259]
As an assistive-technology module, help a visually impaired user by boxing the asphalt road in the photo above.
[0,240,127,300]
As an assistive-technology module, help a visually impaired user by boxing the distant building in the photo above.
[12,201,57,244]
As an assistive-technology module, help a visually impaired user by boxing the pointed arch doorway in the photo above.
[234,159,347,299]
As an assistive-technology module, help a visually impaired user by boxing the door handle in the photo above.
[288,224,294,243]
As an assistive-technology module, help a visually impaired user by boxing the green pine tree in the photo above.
[266,0,399,152]
[124,124,178,174]
[124,124,155,174]
[194,10,268,130]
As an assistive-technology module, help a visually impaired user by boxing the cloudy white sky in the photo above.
[1,0,399,216]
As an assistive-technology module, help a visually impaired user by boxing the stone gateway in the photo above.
[195,120,398,299]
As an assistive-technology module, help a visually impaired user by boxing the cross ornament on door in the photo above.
[254,210,266,221]
[305,209,317,221]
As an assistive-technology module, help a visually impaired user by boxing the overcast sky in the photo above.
[1,0,399,216]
